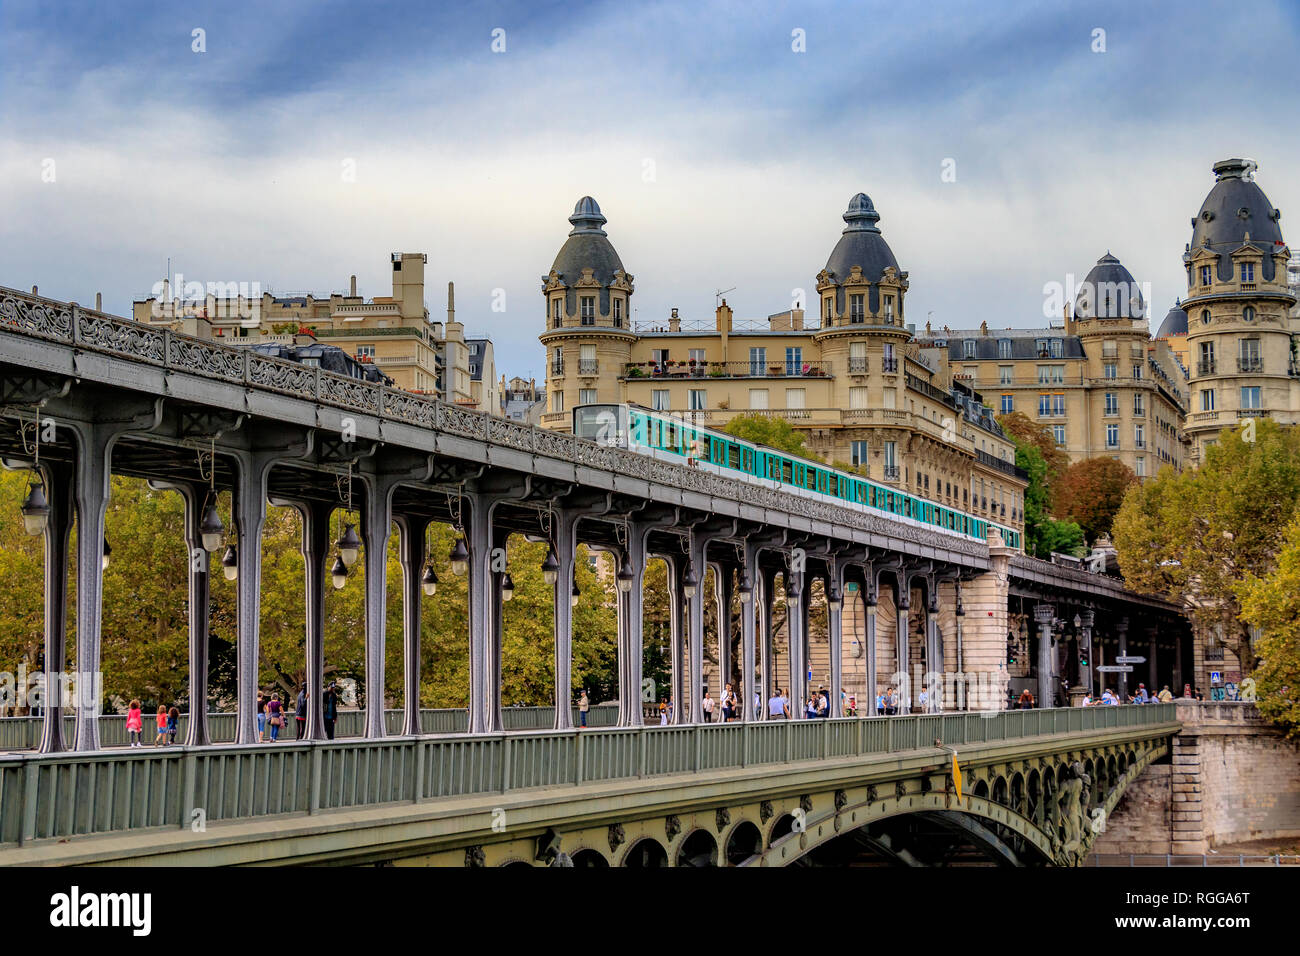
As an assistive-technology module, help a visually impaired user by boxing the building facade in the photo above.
[539,194,1029,538]
[1181,159,1299,463]
[133,253,495,412]
[915,254,1190,478]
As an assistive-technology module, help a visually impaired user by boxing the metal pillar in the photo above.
[360,477,400,738]
[662,554,686,724]
[1148,630,1158,694]
[759,565,777,719]
[38,461,73,754]
[896,580,911,715]
[296,500,331,741]
[865,573,878,715]
[1035,603,1056,708]
[1079,609,1095,697]
[926,580,942,713]
[827,564,844,718]
[151,479,215,748]
[551,510,579,730]
[1116,615,1130,701]
[954,580,966,711]
[713,562,734,702]
[685,537,707,724]
[395,514,430,737]
[739,541,760,723]
[787,566,807,720]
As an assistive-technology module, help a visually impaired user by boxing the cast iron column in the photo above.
[38,461,73,753]
[297,500,331,740]
[787,566,806,720]
[1116,615,1130,701]
[551,509,579,729]
[896,580,911,715]
[759,565,777,719]
[395,513,430,736]
[1035,603,1056,708]
[827,564,844,718]
[1078,609,1095,697]
[739,542,759,722]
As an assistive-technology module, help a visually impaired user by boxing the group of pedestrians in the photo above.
[124,699,179,747]
[1083,682,1188,706]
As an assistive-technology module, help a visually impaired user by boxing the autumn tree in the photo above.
[997,411,1069,495]
[1113,420,1300,682]
[1053,457,1138,542]
[1005,424,1084,558]
[1236,515,1300,738]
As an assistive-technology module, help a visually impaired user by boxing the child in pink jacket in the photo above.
[126,700,143,747]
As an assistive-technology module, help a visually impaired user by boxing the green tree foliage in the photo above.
[1237,515,1300,738]
[723,414,811,457]
[997,411,1069,493]
[1114,420,1300,685]
[0,473,622,715]
[1053,457,1138,542]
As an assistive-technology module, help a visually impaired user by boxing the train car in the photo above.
[572,403,1022,551]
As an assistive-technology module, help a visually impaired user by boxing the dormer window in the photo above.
[1241,263,1255,282]
[998,338,1012,359]
[613,297,623,327]
[580,296,596,324]
[1200,265,1212,286]
[552,298,562,328]
[883,295,895,321]
[962,339,976,359]
[850,294,864,323]
[823,297,834,324]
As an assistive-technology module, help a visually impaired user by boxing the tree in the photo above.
[1053,457,1137,542]
[723,414,811,457]
[1114,420,1300,679]
[1006,425,1084,558]
[997,411,1069,495]
[1237,515,1300,738]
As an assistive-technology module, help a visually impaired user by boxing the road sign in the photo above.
[1115,656,1146,664]
[1210,671,1222,684]
[1097,665,1133,673]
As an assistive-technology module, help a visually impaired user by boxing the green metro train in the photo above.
[573,403,1022,551]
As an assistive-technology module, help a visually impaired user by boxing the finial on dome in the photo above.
[842,192,881,235]
[568,196,608,237]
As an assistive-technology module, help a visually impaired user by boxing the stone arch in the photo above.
[725,821,764,866]
[570,848,610,867]
[1010,772,1025,815]
[622,837,668,867]
[676,828,719,867]
[992,775,1009,807]
[973,778,990,800]
[1027,769,1042,821]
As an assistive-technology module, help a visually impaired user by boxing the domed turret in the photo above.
[1156,300,1188,339]
[816,193,907,328]
[545,197,631,319]
[1074,252,1145,319]
[1185,159,1286,283]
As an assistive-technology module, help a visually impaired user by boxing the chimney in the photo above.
[715,300,733,333]
[791,306,804,331]
[96,292,102,311]
[447,281,455,325]
[350,274,357,296]
[31,285,37,295]
[669,307,681,333]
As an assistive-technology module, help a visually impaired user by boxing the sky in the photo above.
[2,0,1299,381]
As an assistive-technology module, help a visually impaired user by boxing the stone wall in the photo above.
[1091,701,1300,857]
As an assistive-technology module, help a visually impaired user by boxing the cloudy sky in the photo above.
[2,0,1298,379]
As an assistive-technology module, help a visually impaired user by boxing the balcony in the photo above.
[1105,442,1120,450]
[882,465,900,481]
[1134,438,1146,449]
[1197,360,1216,375]
[905,372,959,410]
[1191,411,1218,424]
[881,357,898,373]
[1037,410,1067,419]
[976,449,1029,481]
[848,357,868,373]
[578,359,599,375]
[1238,357,1263,373]
[622,361,830,380]
[1239,408,1269,418]
[551,362,565,376]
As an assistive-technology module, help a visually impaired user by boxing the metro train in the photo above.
[573,403,1023,551]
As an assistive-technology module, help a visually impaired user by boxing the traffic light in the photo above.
[1079,653,1089,668]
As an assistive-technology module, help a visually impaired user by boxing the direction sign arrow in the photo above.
[1115,656,1146,664]
[1097,665,1133,673]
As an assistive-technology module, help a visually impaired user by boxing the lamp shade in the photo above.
[221,545,238,581]
[617,558,634,593]
[541,544,559,585]
[336,523,361,568]
[421,563,438,596]
[449,537,469,576]
[102,538,112,571]
[330,554,348,589]
[501,572,515,602]
[199,503,224,552]
[20,482,50,536]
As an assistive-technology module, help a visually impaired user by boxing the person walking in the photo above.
[267,693,283,742]
[578,689,590,728]
[659,699,668,725]
[323,682,339,740]
[126,699,143,747]
[702,689,715,722]
[256,690,267,742]
[166,706,179,745]
[295,684,307,739]
[721,683,736,722]
[153,705,168,746]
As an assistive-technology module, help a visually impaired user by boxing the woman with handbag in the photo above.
[267,693,283,742]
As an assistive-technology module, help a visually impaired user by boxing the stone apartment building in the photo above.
[132,253,497,413]
[538,194,1029,537]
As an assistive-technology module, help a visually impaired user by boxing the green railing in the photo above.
[0,705,620,751]
[0,704,1176,848]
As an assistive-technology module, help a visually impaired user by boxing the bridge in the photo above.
[0,705,1177,866]
[0,285,1191,865]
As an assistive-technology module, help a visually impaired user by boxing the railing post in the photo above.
[20,758,39,845]
[694,724,702,772]
[823,718,830,759]
[502,735,511,792]
[575,731,585,785]
[181,750,198,829]
[70,304,82,345]
[786,719,793,762]
[309,744,322,814]
[241,349,251,384]
[639,727,648,779]
[412,738,425,803]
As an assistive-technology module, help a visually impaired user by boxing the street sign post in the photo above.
[1097,665,1133,673]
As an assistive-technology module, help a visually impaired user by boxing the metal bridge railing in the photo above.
[0,704,1175,848]
[0,705,620,751]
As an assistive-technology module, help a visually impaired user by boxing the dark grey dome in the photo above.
[1156,300,1188,338]
[1074,252,1145,318]
[549,197,627,316]
[824,193,901,282]
[1186,159,1286,282]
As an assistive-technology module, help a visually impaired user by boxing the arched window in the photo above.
[1243,306,1255,322]
[1201,309,1211,325]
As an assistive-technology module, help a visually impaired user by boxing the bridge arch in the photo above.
[621,837,668,867]
[725,821,764,865]
[570,848,610,867]
[676,828,719,867]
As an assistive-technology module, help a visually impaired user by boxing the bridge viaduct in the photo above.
[0,285,1189,865]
